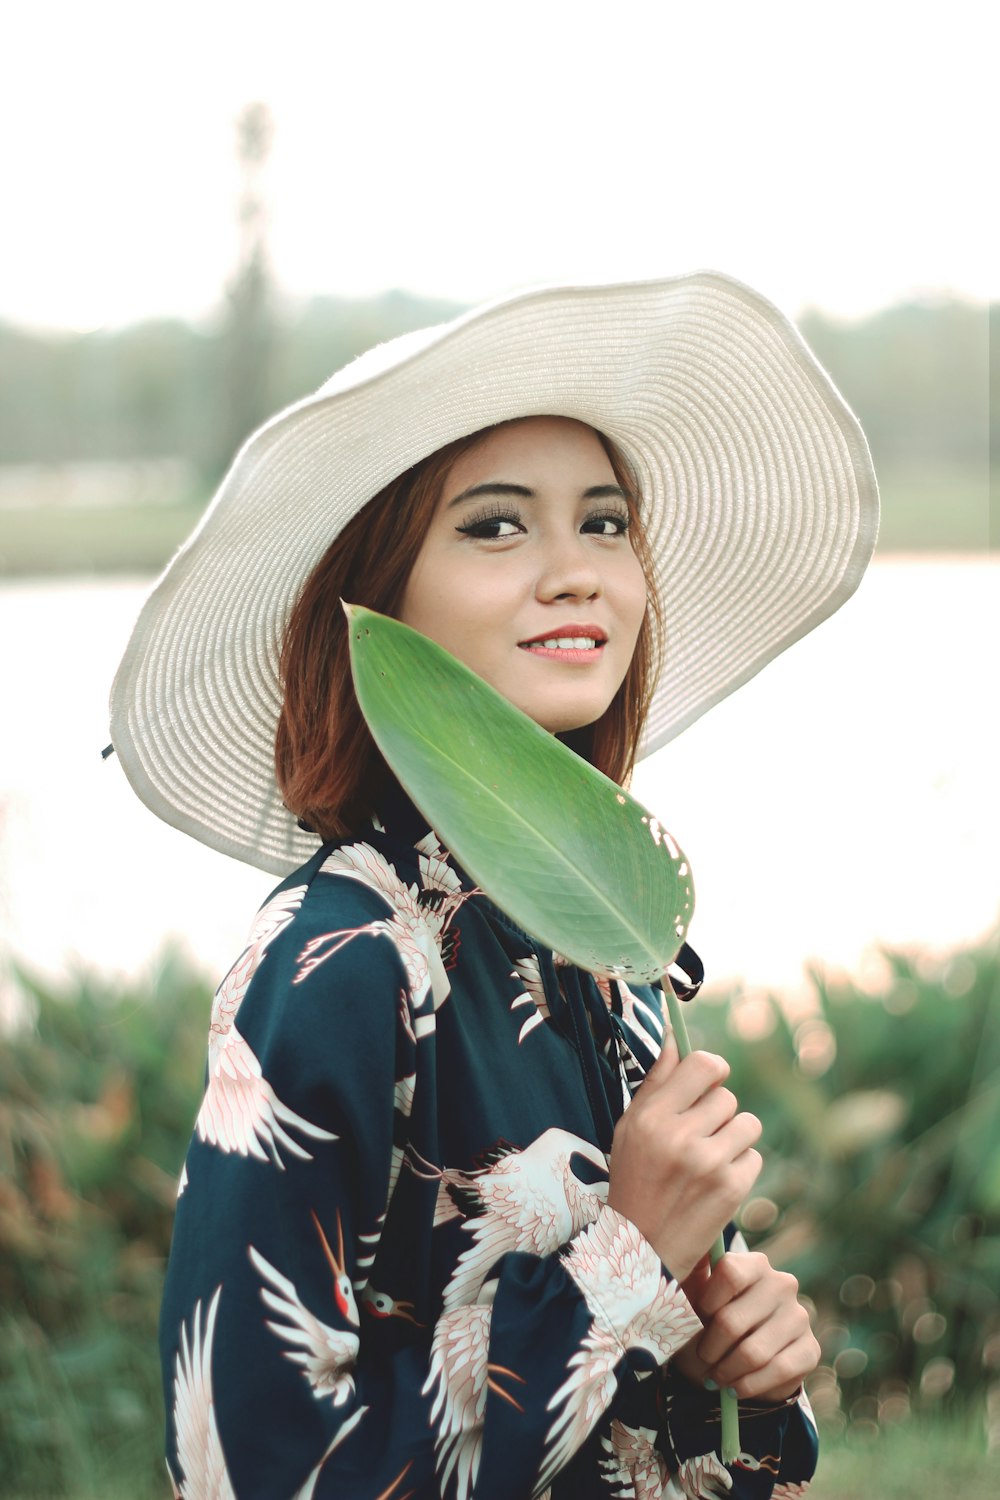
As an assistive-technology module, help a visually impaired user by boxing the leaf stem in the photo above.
[662,977,742,1467]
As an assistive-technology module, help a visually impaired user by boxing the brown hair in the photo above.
[275,420,664,840]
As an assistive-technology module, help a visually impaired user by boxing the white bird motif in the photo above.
[407,1128,610,1311]
[301,842,476,1030]
[599,1419,670,1499]
[352,1143,407,1294]
[415,830,466,901]
[664,1451,733,1499]
[249,1208,361,1408]
[195,885,337,1170]
[539,1207,701,1491]
[290,1406,369,1500]
[594,974,665,1043]
[423,1279,528,1500]
[394,1072,416,1117]
[424,1298,491,1499]
[167,1285,236,1500]
[508,955,552,1044]
[361,1283,425,1326]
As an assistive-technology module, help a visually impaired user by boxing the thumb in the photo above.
[680,1253,712,1312]
[643,1025,680,1084]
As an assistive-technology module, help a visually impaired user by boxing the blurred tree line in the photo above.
[1,284,994,571]
[0,295,988,484]
[0,288,463,481]
[799,300,992,473]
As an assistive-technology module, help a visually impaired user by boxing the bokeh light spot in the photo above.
[884,977,919,1014]
[839,1274,876,1308]
[919,1358,955,1398]
[912,1311,947,1344]
[834,1347,869,1379]
[740,1196,780,1233]
[794,1017,837,1075]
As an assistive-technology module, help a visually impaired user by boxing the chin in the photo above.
[532,705,607,736]
[502,684,613,736]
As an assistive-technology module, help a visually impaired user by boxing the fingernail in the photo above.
[703,1378,718,1391]
[725,1387,738,1399]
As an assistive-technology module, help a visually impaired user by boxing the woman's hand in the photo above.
[606,1034,763,1284]
[672,1251,821,1402]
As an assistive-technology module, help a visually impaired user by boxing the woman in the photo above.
[109,274,879,1499]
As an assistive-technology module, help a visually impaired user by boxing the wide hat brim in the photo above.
[109,271,879,875]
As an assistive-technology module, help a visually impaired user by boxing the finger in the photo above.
[653,1050,731,1110]
[696,1254,785,1321]
[679,1254,713,1310]
[688,1117,761,1174]
[706,1301,810,1386]
[725,1131,764,1181]
[670,1340,712,1389]
[644,1027,680,1081]
[696,1277,782,1367]
[723,1329,819,1402]
[681,1085,739,1137]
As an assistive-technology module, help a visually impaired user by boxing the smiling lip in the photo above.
[517,625,608,662]
[518,625,608,647]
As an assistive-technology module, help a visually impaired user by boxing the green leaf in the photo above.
[346,604,694,980]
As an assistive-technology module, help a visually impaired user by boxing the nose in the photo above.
[535,531,602,603]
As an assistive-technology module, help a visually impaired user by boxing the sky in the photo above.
[3,0,994,333]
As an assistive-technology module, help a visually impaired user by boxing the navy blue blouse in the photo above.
[160,787,818,1499]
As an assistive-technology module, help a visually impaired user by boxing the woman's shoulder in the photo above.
[223,835,425,1008]
[230,823,479,1004]
[204,837,427,1089]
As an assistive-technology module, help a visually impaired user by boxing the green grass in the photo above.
[813,1411,998,1497]
[3,1415,995,1499]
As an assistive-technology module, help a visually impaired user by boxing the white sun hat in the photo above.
[108,271,879,875]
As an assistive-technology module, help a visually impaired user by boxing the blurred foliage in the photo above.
[0,289,463,478]
[1,928,998,1494]
[0,952,207,1498]
[0,295,986,470]
[798,299,990,471]
[690,932,1000,1445]
[813,1409,998,1496]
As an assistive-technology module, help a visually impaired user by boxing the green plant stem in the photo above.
[662,977,742,1466]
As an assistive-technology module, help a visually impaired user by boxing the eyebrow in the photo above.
[446,481,628,509]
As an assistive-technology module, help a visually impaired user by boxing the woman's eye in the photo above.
[584,512,630,537]
[456,509,524,540]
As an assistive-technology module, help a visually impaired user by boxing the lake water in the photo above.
[1,560,997,1008]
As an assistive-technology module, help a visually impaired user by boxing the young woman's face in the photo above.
[399,416,648,734]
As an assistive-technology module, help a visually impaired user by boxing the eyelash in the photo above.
[455,505,631,540]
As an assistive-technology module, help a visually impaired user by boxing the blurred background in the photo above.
[1,2,996,1496]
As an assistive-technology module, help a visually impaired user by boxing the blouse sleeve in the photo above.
[603,1225,820,1499]
[651,1366,819,1498]
[159,872,422,1500]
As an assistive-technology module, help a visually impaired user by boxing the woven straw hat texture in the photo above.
[109,272,879,874]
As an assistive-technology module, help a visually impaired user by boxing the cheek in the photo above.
[397,548,442,633]
[621,555,650,639]
[398,548,486,649]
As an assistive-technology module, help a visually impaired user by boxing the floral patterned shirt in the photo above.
[160,785,818,1499]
